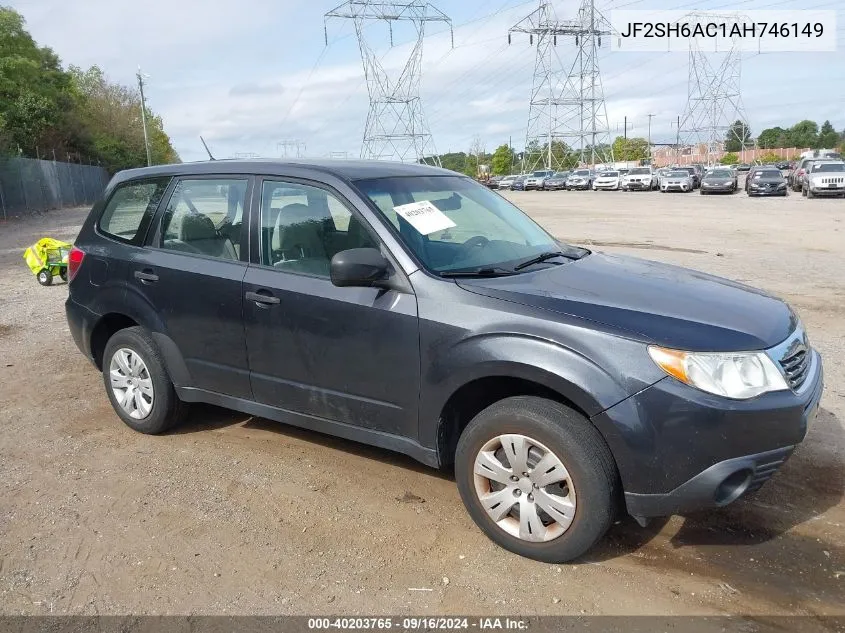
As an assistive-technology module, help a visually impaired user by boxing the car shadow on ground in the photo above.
[580,408,844,568]
[172,403,454,481]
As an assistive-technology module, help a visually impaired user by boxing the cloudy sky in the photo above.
[10,0,845,162]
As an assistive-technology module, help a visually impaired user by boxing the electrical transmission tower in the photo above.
[509,0,613,171]
[277,140,307,158]
[324,1,453,165]
[679,13,751,165]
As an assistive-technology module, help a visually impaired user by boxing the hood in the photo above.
[751,175,786,184]
[455,252,795,352]
[703,177,733,184]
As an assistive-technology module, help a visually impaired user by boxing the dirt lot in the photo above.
[0,187,843,618]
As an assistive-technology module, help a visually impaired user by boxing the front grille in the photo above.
[820,177,844,184]
[779,345,811,390]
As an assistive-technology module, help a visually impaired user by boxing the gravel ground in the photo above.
[0,186,842,618]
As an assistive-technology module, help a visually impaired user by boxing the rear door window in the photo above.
[98,178,170,243]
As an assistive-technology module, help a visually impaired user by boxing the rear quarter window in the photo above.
[98,178,170,242]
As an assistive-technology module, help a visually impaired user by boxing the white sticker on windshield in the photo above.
[393,200,456,236]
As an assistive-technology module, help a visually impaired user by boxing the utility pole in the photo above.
[675,115,681,165]
[137,67,152,167]
[623,116,627,140]
[647,114,654,147]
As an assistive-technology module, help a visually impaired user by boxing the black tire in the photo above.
[37,269,53,286]
[455,396,618,563]
[59,268,68,282]
[102,326,188,434]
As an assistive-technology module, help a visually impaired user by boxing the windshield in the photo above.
[572,170,589,176]
[814,163,845,172]
[707,170,732,178]
[756,170,783,178]
[628,168,650,175]
[600,171,619,177]
[668,170,689,178]
[552,172,568,178]
[354,175,572,274]
[532,170,552,177]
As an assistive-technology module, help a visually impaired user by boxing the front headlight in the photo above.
[648,346,788,399]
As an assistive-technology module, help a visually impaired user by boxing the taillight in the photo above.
[67,246,85,282]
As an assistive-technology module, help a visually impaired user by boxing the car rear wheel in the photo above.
[102,326,188,434]
[455,396,618,563]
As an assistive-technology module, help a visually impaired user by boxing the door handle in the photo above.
[134,270,159,283]
[245,290,280,306]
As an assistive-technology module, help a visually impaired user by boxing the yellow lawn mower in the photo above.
[23,237,74,286]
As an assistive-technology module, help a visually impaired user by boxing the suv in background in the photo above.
[66,159,823,564]
[565,169,593,190]
[803,161,845,198]
[789,156,838,192]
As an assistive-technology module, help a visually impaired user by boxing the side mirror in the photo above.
[330,248,390,288]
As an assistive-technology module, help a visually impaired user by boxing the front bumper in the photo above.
[592,348,824,518]
[662,183,690,191]
[524,182,543,190]
[701,183,734,192]
[749,186,788,196]
[567,181,589,190]
[624,181,651,190]
[594,182,619,189]
[809,183,845,196]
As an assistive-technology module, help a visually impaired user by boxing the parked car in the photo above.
[746,168,788,197]
[660,169,694,192]
[486,176,503,189]
[803,161,845,198]
[543,172,571,191]
[679,166,701,189]
[497,175,518,190]
[525,170,554,191]
[743,166,766,192]
[788,156,838,192]
[566,169,593,190]
[66,158,824,564]
[593,171,622,191]
[621,167,658,191]
[736,163,751,172]
[775,162,790,171]
[700,168,738,194]
[511,175,527,191]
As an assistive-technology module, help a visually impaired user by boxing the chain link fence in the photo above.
[0,157,110,219]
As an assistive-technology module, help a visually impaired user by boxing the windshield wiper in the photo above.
[513,251,570,271]
[439,267,516,278]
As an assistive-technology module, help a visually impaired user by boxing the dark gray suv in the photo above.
[66,160,824,563]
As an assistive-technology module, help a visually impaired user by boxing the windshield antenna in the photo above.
[200,136,216,161]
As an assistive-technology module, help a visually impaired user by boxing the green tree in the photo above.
[611,136,649,161]
[490,144,515,175]
[757,151,782,164]
[0,7,179,170]
[789,120,819,148]
[757,127,787,149]
[724,120,752,152]
[818,120,839,149]
[719,152,739,165]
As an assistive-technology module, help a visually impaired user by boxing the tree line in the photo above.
[725,119,844,152]
[0,7,179,173]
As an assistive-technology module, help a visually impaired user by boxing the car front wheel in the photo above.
[102,326,188,434]
[455,396,618,563]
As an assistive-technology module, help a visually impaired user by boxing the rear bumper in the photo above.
[65,297,98,366]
